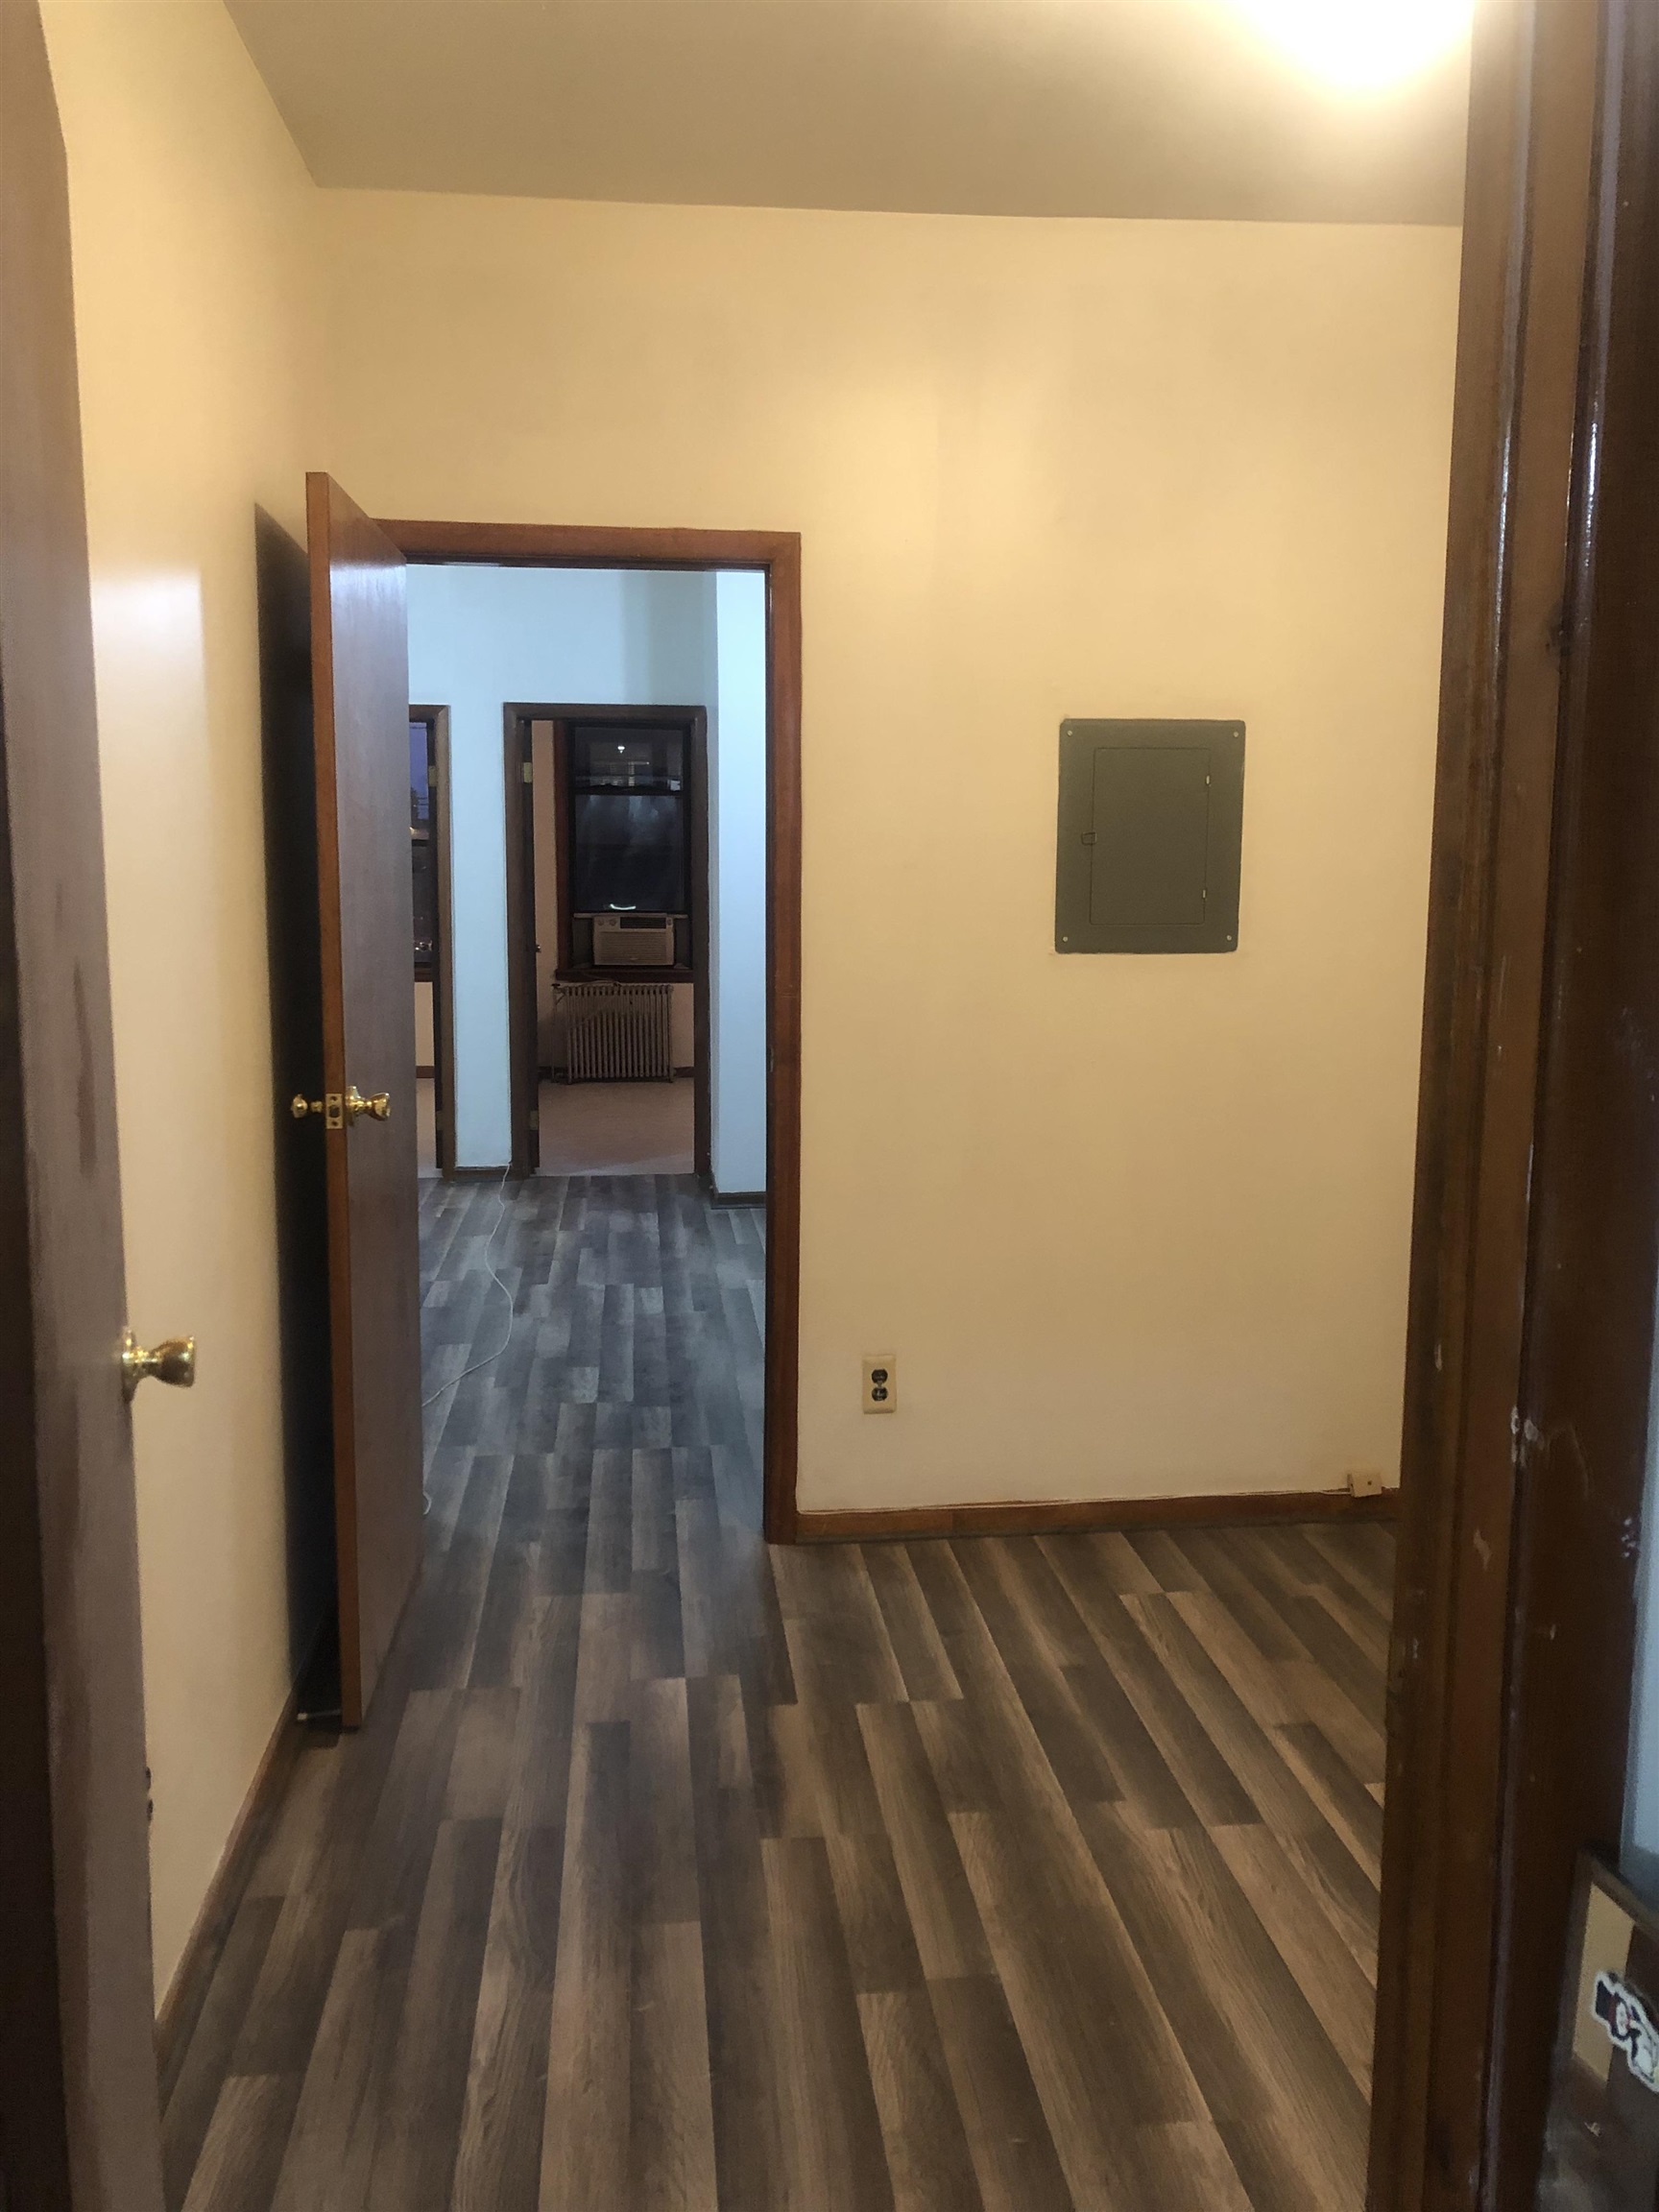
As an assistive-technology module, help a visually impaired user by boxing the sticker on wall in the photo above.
[1541,1852,1659,2206]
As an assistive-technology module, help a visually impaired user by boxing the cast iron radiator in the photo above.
[555,979,674,1082]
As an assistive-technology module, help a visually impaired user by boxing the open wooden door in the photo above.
[0,4,165,2203]
[302,474,423,1727]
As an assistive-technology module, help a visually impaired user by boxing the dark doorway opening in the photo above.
[503,702,710,1183]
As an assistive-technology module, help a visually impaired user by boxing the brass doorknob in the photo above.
[122,1329,196,1402]
[345,1087,392,1122]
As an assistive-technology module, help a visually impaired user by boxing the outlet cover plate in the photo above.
[863,1355,897,1414]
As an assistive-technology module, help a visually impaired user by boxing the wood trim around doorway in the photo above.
[1369,3,1659,2205]
[798,1488,1400,1544]
[378,518,804,1543]
[410,706,456,1179]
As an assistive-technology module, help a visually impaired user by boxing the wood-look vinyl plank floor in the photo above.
[164,1175,1396,2211]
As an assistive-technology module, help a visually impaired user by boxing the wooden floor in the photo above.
[160,1176,1394,2212]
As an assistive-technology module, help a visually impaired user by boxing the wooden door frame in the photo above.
[1370,2,1659,2204]
[504,703,711,1183]
[410,705,456,1179]
[378,518,803,1543]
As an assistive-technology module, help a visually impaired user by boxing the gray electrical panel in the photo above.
[1054,718,1245,953]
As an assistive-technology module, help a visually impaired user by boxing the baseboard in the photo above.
[697,1167,765,1208]
[153,1660,312,2097]
[447,1164,511,1180]
[795,1487,1402,1543]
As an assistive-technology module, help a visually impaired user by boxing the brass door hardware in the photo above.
[121,1329,196,1402]
[290,1089,389,1125]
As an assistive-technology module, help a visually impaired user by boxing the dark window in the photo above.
[568,723,689,917]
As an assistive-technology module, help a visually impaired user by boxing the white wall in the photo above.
[406,563,767,1167]
[711,571,769,1193]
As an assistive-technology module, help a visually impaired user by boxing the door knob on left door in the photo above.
[122,1329,196,1402]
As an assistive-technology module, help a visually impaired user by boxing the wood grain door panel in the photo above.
[0,5,164,2202]
[306,474,422,1727]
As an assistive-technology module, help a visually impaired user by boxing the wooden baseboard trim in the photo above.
[447,1164,511,1180]
[698,1166,765,1208]
[796,1488,1401,1543]
[153,1664,311,2096]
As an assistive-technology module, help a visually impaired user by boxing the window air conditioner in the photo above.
[591,913,677,968]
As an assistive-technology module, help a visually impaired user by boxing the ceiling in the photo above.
[225,0,1469,226]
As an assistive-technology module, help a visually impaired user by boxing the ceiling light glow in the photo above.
[1230,0,1473,89]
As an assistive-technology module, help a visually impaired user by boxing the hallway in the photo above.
[159,1177,1390,2212]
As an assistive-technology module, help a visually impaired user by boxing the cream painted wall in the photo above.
[320,193,1460,1510]
[43,2,317,2000]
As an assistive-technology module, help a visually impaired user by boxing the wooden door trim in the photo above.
[1367,3,1654,2204]
[381,519,797,571]
[305,473,364,1711]
[411,706,455,1178]
[380,518,803,1543]
[502,711,538,1177]
[1485,1,1659,2195]
[507,704,711,1182]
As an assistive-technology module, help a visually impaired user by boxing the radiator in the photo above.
[556,979,674,1083]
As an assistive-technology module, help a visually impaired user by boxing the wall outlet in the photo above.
[863,1355,897,1414]
[1346,1467,1384,1499]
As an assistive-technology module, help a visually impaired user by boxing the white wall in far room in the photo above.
[711,570,769,1194]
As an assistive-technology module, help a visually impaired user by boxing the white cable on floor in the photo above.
[420,1173,518,1515]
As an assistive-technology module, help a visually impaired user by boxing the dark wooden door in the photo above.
[0,4,165,2203]
[304,474,423,1727]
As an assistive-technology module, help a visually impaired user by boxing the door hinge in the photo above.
[528,1111,540,1130]
[521,759,534,784]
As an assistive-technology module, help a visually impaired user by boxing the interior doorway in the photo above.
[504,703,710,1182]
[385,519,803,1544]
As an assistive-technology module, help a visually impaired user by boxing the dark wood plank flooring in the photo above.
[162,1175,1393,2211]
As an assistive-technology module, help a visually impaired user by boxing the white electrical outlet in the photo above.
[863,1355,897,1414]
[1347,1467,1384,1500]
